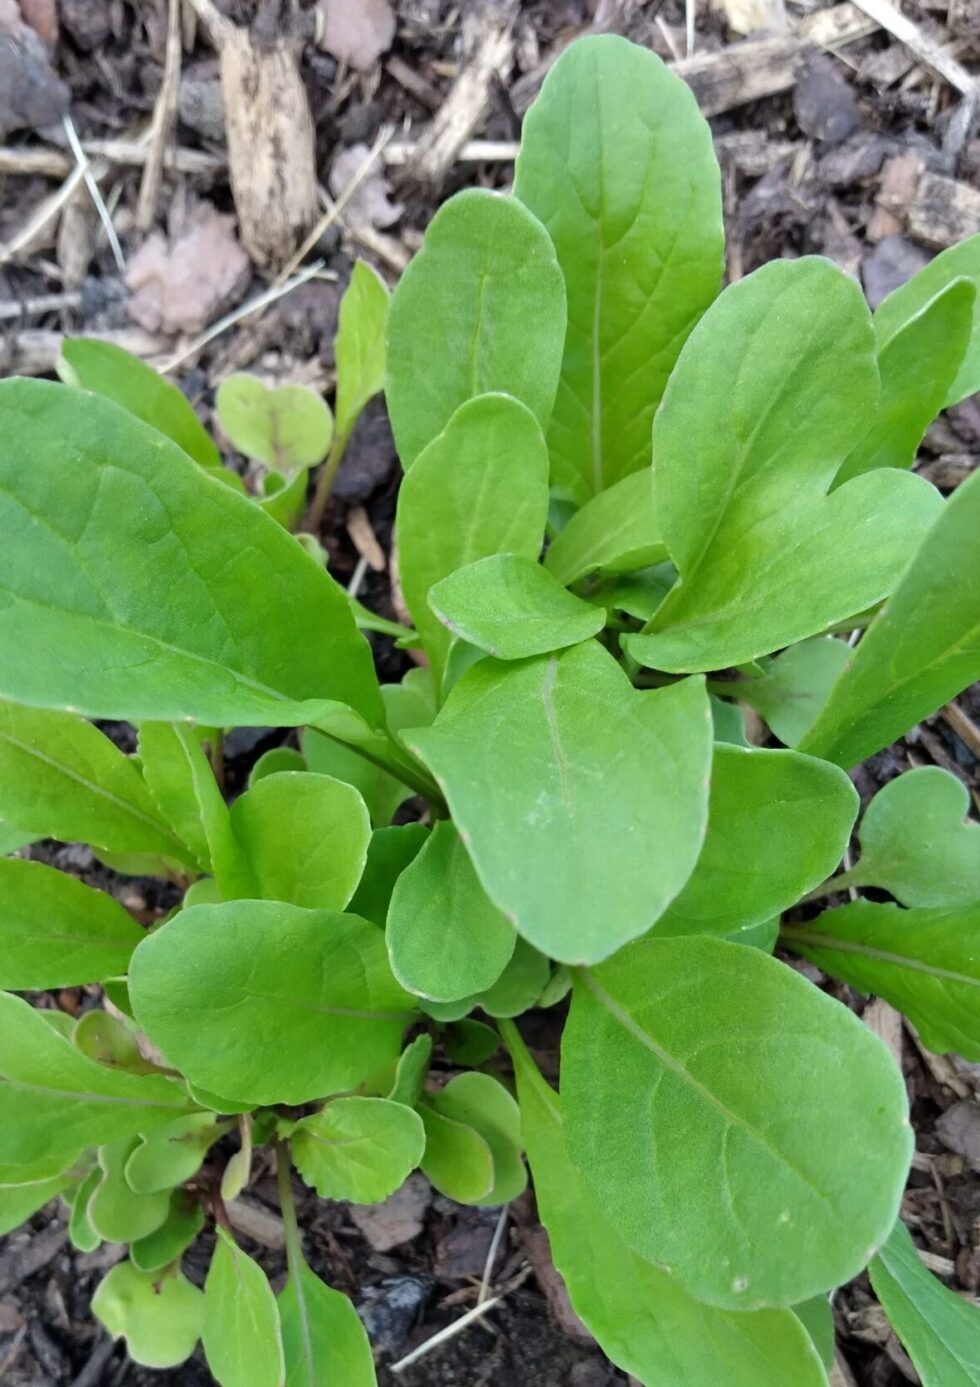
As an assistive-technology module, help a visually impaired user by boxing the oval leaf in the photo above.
[290,1096,424,1202]
[203,1227,285,1387]
[216,374,332,471]
[279,1255,376,1387]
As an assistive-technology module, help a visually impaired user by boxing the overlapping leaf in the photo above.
[203,1229,284,1387]
[279,1253,376,1387]
[290,1097,424,1202]
[334,260,389,454]
[93,1261,204,1370]
[737,638,852,747]
[544,470,666,587]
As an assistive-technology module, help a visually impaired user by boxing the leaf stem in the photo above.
[306,430,350,533]
[800,869,863,904]
[275,1140,305,1278]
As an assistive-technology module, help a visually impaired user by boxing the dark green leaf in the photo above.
[348,823,429,928]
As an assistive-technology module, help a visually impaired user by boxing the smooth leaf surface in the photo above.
[0,1175,73,1236]
[68,1167,102,1251]
[469,937,552,1018]
[784,899,980,1059]
[429,553,604,660]
[0,379,382,728]
[204,1228,285,1387]
[799,466,980,767]
[654,745,857,938]
[793,1296,835,1372]
[0,991,194,1164]
[131,1195,205,1274]
[137,721,244,885]
[279,1256,376,1387]
[93,1261,204,1370]
[88,1137,171,1243]
[515,35,723,502]
[418,1106,494,1204]
[129,901,414,1106]
[406,644,712,964]
[870,1220,980,1386]
[427,1072,526,1207]
[230,771,371,910]
[72,1009,156,1074]
[125,1113,226,1193]
[386,189,566,468]
[386,820,516,1001]
[334,260,389,451]
[563,936,912,1308]
[0,858,143,988]
[290,1096,424,1202]
[738,639,852,747]
[504,1022,829,1387]
[301,728,410,828]
[216,374,332,470]
[348,823,429,927]
[544,470,666,586]
[396,393,550,691]
[386,1033,433,1107]
[628,258,942,672]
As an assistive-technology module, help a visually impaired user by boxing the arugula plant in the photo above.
[1,32,979,1387]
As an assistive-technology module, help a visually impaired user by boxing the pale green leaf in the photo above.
[68,1166,102,1251]
[386,1033,433,1107]
[72,1009,157,1074]
[125,1113,227,1193]
[799,466,980,767]
[738,639,852,748]
[334,260,389,450]
[429,553,604,660]
[204,1227,285,1387]
[386,189,566,468]
[0,1174,73,1236]
[88,1137,171,1242]
[406,644,712,964]
[387,820,516,1002]
[249,747,306,786]
[301,727,410,828]
[544,470,666,587]
[396,393,550,691]
[503,1022,829,1387]
[348,823,429,927]
[563,936,912,1308]
[129,901,414,1106]
[627,259,943,673]
[131,1194,205,1273]
[93,1261,204,1370]
[418,1105,494,1204]
[216,374,332,470]
[870,1219,980,1386]
[0,378,382,729]
[291,1096,425,1202]
[138,721,245,883]
[230,771,371,910]
[469,937,551,1018]
[514,34,723,503]
[0,858,143,988]
[279,1256,376,1387]
[426,1072,525,1207]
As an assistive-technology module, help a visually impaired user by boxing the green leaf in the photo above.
[738,639,852,747]
[626,258,943,673]
[279,1255,376,1387]
[386,189,566,469]
[783,899,980,1060]
[230,771,371,910]
[0,820,34,855]
[845,766,980,906]
[503,1021,829,1387]
[204,1227,285,1387]
[129,901,414,1106]
[72,1009,157,1074]
[793,1296,835,1372]
[334,260,389,451]
[0,702,189,860]
[563,936,912,1308]
[469,937,551,1018]
[799,466,980,767]
[514,34,723,503]
[445,1020,499,1067]
[93,1261,205,1370]
[301,728,410,828]
[290,1096,425,1202]
[544,470,666,587]
[654,745,857,939]
[710,695,748,746]
[0,991,195,1165]
[138,722,243,882]
[0,1174,73,1236]
[396,393,550,691]
[249,746,306,786]
[216,374,332,471]
[870,1219,980,1386]
[130,1193,205,1274]
[0,1149,82,1186]
[68,1166,102,1251]
[259,465,309,530]
[429,554,605,660]
[418,1106,495,1204]
[406,645,712,964]
[728,918,780,953]
[125,1113,227,1193]
[426,1072,525,1207]
[59,337,224,475]
[0,378,382,729]
[874,233,980,406]
[387,820,516,1002]
[348,823,429,927]
[386,1033,433,1107]
[88,1137,172,1242]
[836,279,975,483]
[0,858,143,989]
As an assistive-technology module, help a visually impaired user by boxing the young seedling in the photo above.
[0,31,979,1387]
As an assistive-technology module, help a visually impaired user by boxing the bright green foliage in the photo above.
[204,1228,285,1387]
[408,646,711,964]
[387,820,516,1000]
[249,746,306,785]
[793,1296,835,1372]
[386,189,566,468]
[217,374,332,471]
[737,638,852,747]
[125,1113,227,1193]
[419,1106,495,1204]
[129,901,413,1105]
[429,553,605,660]
[515,35,723,503]
[870,1220,980,1386]
[563,937,912,1309]
[467,937,552,1018]
[873,233,980,405]
[230,771,371,909]
[138,721,237,879]
[68,1167,102,1251]
[279,1252,376,1387]
[93,1261,205,1370]
[88,1137,172,1243]
[72,1009,157,1074]
[425,1072,526,1206]
[396,393,550,691]
[131,1195,206,1273]
[0,379,382,728]
[784,900,980,1059]
[386,1033,433,1107]
[505,1023,829,1387]
[348,823,428,927]
[0,1175,74,1235]
[290,1097,425,1202]
[628,258,943,673]
[654,745,857,938]
[0,859,142,988]
[0,820,33,855]
[544,470,666,586]
[302,727,410,827]
[334,260,389,453]
[801,465,980,766]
